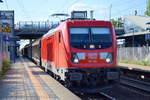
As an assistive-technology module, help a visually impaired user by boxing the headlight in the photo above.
[74,58,79,63]
[72,53,79,63]
[100,52,112,63]
[106,58,111,63]
[107,53,112,63]
[72,53,85,63]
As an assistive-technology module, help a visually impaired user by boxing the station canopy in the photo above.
[118,16,150,38]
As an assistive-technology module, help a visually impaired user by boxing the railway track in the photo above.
[99,92,116,100]
[120,76,150,96]
[76,92,116,100]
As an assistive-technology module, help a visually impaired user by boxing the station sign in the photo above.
[117,39,125,45]
[15,43,20,47]
[0,11,14,34]
[145,34,150,40]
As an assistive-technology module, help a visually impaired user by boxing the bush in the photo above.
[120,59,150,66]
[140,60,149,66]
[1,58,10,74]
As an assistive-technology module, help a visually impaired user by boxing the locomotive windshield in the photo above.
[70,27,112,49]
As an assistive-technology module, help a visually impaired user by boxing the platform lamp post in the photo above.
[129,28,135,59]
[129,28,135,47]
[0,0,3,8]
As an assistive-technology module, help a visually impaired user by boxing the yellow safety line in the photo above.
[22,58,49,100]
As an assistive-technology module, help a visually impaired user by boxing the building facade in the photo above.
[117,16,150,47]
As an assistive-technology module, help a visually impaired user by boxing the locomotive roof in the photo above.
[65,20,111,23]
[42,28,56,38]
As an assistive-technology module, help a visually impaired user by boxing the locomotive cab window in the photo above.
[91,27,112,43]
[70,27,112,49]
[70,28,90,43]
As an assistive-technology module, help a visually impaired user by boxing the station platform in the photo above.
[118,63,150,72]
[0,57,81,100]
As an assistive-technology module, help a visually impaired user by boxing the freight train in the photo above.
[22,11,119,93]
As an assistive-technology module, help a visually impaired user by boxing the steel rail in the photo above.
[121,76,150,86]
[99,92,116,100]
[120,76,150,98]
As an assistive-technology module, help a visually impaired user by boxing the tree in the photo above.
[145,0,150,16]
[111,19,118,27]
[111,18,123,27]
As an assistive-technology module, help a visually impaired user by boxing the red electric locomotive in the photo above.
[40,11,119,92]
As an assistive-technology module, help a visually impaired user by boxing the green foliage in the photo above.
[0,58,11,77]
[120,59,150,66]
[145,10,150,16]
[111,19,118,27]
[145,0,150,16]
[111,18,123,27]
[139,60,149,66]
[2,58,10,72]
[121,58,128,63]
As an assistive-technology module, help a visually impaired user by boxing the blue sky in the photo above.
[0,0,147,23]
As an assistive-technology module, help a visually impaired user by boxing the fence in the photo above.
[117,47,150,64]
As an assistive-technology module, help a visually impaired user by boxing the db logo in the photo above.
[0,23,11,33]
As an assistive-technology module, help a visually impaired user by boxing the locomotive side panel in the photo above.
[47,35,55,67]
[58,31,69,68]
[32,44,40,65]
[48,31,70,80]
[41,39,48,68]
